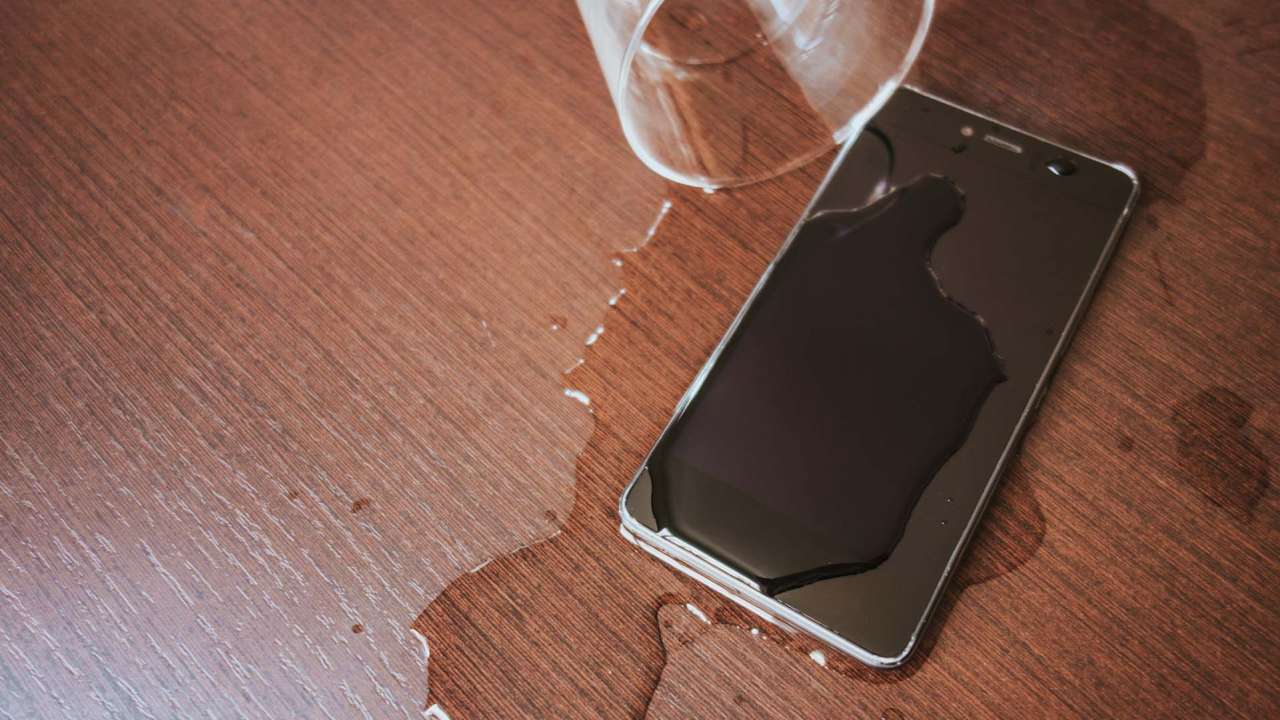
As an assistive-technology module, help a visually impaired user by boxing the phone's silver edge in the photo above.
[617,84,1141,669]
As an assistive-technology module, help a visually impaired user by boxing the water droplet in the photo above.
[620,199,673,253]
[584,324,604,346]
[424,704,453,720]
[702,186,717,194]
[644,200,673,241]
[563,388,591,407]
[410,628,431,663]
[607,288,627,306]
[808,648,827,666]
[684,603,710,624]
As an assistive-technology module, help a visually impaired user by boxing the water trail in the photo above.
[562,200,672,419]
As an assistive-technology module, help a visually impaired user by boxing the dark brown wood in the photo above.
[1,0,1276,718]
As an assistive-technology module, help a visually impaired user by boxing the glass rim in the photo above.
[614,0,936,190]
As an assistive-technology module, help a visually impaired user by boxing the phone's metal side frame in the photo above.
[617,84,1142,668]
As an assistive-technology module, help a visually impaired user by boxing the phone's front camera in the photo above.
[1046,158,1077,176]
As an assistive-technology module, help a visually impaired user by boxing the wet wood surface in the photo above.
[2,0,1277,718]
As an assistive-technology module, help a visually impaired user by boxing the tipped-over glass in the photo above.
[577,0,933,189]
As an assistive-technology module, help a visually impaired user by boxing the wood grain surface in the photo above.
[1,1,1277,718]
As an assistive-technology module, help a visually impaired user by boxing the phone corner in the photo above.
[875,636,921,670]
[616,477,646,540]
[615,480,634,521]
[617,518,638,546]
[1109,161,1141,197]
[830,631,920,670]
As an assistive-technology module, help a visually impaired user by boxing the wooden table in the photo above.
[1,1,1276,717]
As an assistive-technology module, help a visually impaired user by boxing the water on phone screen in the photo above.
[647,176,1006,593]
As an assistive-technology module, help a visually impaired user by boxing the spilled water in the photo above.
[410,96,1074,715]
[407,149,1052,716]
[417,194,678,719]
[647,177,1005,594]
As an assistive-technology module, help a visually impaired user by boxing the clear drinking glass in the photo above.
[577,0,933,189]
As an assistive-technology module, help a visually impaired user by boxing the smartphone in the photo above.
[619,86,1139,667]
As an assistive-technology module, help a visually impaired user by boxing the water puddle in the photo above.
[412,196,690,719]
[412,166,1050,716]
[1171,387,1271,523]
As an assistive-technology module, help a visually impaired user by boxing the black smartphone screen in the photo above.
[625,88,1137,662]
